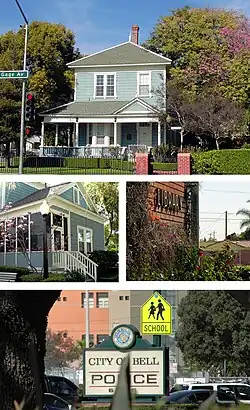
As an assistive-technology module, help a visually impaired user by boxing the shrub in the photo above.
[89,250,119,281]
[152,144,175,163]
[191,149,250,174]
[0,265,31,275]
[43,273,65,282]
[20,273,43,282]
[65,270,86,282]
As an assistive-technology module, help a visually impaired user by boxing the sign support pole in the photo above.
[153,290,162,347]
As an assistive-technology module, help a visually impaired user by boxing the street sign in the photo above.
[141,292,172,335]
[0,70,29,79]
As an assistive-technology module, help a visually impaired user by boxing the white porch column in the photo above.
[92,135,97,145]
[114,121,117,146]
[41,122,45,147]
[157,121,161,146]
[75,122,79,146]
[55,124,59,146]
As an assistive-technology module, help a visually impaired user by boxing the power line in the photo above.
[202,189,250,194]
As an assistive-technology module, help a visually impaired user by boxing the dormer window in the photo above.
[137,72,151,97]
[94,73,116,98]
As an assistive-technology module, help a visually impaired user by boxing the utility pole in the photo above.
[14,0,28,174]
[225,211,228,239]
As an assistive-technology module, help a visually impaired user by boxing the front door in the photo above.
[138,123,152,146]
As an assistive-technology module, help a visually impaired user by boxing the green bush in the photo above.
[64,157,133,171]
[43,273,65,282]
[0,265,31,275]
[152,143,174,162]
[65,269,86,282]
[192,149,250,174]
[20,273,43,281]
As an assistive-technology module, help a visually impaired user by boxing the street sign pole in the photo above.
[19,23,28,175]
[153,290,162,347]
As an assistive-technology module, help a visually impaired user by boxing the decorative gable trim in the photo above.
[113,98,159,115]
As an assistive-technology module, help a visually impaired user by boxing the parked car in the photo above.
[164,389,214,407]
[44,393,76,410]
[44,376,79,407]
[187,383,250,404]
[169,384,189,393]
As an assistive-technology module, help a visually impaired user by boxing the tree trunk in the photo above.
[0,290,60,410]
[215,136,220,150]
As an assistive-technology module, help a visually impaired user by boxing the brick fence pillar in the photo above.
[177,153,191,175]
[135,153,150,175]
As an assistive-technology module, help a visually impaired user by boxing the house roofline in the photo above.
[69,62,171,68]
[67,40,171,68]
[39,101,75,116]
[113,98,159,115]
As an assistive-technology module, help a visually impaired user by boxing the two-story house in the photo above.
[0,182,107,281]
[39,25,171,153]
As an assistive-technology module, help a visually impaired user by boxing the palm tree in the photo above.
[236,201,250,230]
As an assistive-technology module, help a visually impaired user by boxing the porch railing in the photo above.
[51,251,97,281]
[71,251,98,281]
[40,146,128,159]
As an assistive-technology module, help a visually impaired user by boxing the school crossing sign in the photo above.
[141,293,172,335]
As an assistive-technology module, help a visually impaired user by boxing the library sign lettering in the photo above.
[85,349,164,396]
[154,188,183,213]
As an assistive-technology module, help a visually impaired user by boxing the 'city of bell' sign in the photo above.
[84,349,165,396]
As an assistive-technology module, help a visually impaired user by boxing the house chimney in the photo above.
[131,24,139,45]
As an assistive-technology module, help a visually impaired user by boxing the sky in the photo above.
[199,182,250,241]
[1,0,250,55]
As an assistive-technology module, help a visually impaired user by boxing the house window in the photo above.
[138,72,150,97]
[52,214,62,227]
[96,124,105,145]
[97,334,109,344]
[106,75,115,97]
[81,292,94,308]
[96,292,109,308]
[82,334,94,347]
[125,296,130,301]
[95,75,104,97]
[78,226,93,254]
[73,187,80,205]
[119,296,124,301]
[94,74,115,98]
[63,296,67,302]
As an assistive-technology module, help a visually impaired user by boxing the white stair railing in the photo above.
[71,251,98,282]
[51,251,97,281]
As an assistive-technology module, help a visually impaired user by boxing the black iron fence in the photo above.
[0,154,135,174]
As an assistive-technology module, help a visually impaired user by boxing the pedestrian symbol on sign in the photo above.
[141,293,172,335]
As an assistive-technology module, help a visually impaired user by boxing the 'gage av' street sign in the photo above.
[141,292,172,335]
[0,70,29,79]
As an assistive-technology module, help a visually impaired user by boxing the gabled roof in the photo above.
[200,240,248,252]
[67,41,171,68]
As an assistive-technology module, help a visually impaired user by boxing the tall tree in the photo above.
[145,7,250,108]
[0,290,60,410]
[0,21,81,147]
[45,329,82,371]
[85,183,119,250]
[176,291,250,375]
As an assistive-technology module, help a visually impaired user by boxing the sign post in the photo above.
[140,292,172,336]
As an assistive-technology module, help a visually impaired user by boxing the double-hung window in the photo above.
[95,74,115,98]
[138,72,150,97]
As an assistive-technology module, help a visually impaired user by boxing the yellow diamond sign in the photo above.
[141,292,172,335]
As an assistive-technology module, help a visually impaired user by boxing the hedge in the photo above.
[0,265,30,275]
[153,162,177,171]
[64,157,133,171]
[20,273,65,282]
[191,149,250,174]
